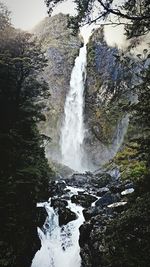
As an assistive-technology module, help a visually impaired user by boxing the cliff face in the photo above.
[33,14,81,161]
[34,18,129,169]
[84,28,129,167]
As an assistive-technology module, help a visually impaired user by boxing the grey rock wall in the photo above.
[84,27,129,168]
[33,14,81,162]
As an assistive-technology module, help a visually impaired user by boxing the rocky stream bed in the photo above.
[35,167,135,267]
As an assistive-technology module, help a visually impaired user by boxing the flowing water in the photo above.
[31,45,88,267]
[31,41,130,267]
[31,186,84,267]
[60,45,87,172]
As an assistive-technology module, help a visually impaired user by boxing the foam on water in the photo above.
[60,45,87,172]
[31,187,84,267]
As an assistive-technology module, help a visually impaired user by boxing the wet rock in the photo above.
[66,171,116,196]
[121,188,134,196]
[94,173,113,187]
[109,183,124,194]
[79,214,113,267]
[79,222,93,246]
[61,194,71,201]
[36,207,48,228]
[49,180,66,197]
[124,182,134,189]
[50,197,77,226]
[108,201,128,212]
[51,198,68,209]
[58,207,77,226]
[80,246,92,267]
[95,192,120,207]
[83,207,100,220]
[71,194,97,208]
[66,173,89,187]
[97,187,109,196]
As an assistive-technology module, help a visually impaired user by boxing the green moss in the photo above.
[130,162,147,177]
[113,142,147,182]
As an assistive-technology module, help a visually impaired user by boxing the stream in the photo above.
[32,43,88,267]
[31,184,89,267]
[31,36,131,267]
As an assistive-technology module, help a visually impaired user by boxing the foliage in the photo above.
[0,2,11,30]
[104,193,150,267]
[0,3,53,267]
[45,0,150,37]
[131,65,150,165]
[114,143,147,182]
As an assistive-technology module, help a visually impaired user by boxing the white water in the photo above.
[31,187,84,267]
[60,45,87,172]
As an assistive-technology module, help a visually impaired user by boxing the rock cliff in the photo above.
[34,17,130,169]
[84,27,130,167]
[33,14,81,162]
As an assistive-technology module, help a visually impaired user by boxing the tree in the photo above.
[45,0,150,37]
[0,2,11,30]
[0,3,52,267]
[132,65,150,166]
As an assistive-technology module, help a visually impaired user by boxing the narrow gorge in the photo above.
[30,14,142,267]
[0,3,149,267]
[35,15,129,172]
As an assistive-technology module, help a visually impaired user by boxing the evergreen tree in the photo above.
[0,3,52,267]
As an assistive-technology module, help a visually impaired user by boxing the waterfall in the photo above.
[31,187,84,267]
[60,45,87,172]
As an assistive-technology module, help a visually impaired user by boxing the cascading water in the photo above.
[31,186,85,267]
[60,45,87,172]
[31,42,90,267]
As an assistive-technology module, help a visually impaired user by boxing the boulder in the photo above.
[95,173,113,187]
[71,194,97,208]
[83,207,100,220]
[109,183,124,194]
[97,187,109,197]
[51,197,68,209]
[121,188,134,196]
[79,222,93,246]
[95,192,120,207]
[58,207,77,226]
[49,180,66,197]
[107,201,128,212]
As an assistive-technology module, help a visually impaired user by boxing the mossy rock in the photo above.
[113,142,147,183]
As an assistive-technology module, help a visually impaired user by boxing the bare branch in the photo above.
[96,0,150,21]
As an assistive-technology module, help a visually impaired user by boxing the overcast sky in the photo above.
[3,0,76,30]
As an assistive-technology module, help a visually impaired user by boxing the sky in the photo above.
[3,0,76,30]
[4,0,48,30]
[2,0,126,48]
